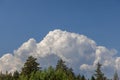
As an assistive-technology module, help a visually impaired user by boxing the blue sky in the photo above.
[0,0,120,57]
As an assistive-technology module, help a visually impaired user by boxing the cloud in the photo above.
[0,29,119,77]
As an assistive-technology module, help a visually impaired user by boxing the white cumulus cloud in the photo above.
[0,29,119,77]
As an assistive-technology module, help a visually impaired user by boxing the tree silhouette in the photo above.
[113,71,119,80]
[56,59,68,72]
[91,76,95,80]
[21,56,40,76]
[94,62,104,80]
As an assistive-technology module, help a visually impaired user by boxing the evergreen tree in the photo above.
[13,71,19,80]
[67,68,75,80]
[81,75,86,80]
[0,56,115,80]
[4,71,13,80]
[21,56,40,76]
[113,71,119,80]
[55,59,76,80]
[94,62,104,80]
[29,71,41,80]
[91,76,95,80]
[56,59,68,72]
[46,66,56,80]
[18,75,28,80]
[0,72,4,80]
[76,74,81,80]
[55,69,68,80]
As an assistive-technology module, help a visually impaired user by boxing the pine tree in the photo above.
[94,62,104,80]
[113,71,119,80]
[91,76,95,80]
[67,68,75,80]
[13,71,19,80]
[19,75,28,80]
[46,66,56,80]
[81,75,86,80]
[21,56,40,76]
[56,59,68,72]
[55,59,76,80]
[76,74,81,80]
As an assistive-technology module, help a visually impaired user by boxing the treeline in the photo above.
[0,56,119,80]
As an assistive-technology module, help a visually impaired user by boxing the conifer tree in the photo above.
[13,71,19,80]
[76,74,81,80]
[91,76,95,80]
[81,75,86,80]
[113,71,119,80]
[21,56,40,76]
[94,62,104,80]
[56,59,68,72]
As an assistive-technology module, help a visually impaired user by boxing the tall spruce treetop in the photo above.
[113,71,119,80]
[21,56,40,76]
[91,76,95,80]
[94,62,104,80]
[13,70,19,80]
[81,75,86,80]
[56,59,68,72]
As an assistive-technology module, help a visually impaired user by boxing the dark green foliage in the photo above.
[81,75,86,80]
[76,74,81,80]
[18,74,28,80]
[113,71,119,80]
[91,76,95,80]
[94,62,104,80]
[56,59,75,80]
[0,72,13,80]
[0,56,115,80]
[45,66,56,80]
[13,71,19,80]
[56,59,68,72]
[21,56,40,76]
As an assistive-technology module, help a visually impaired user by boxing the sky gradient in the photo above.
[0,0,120,57]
